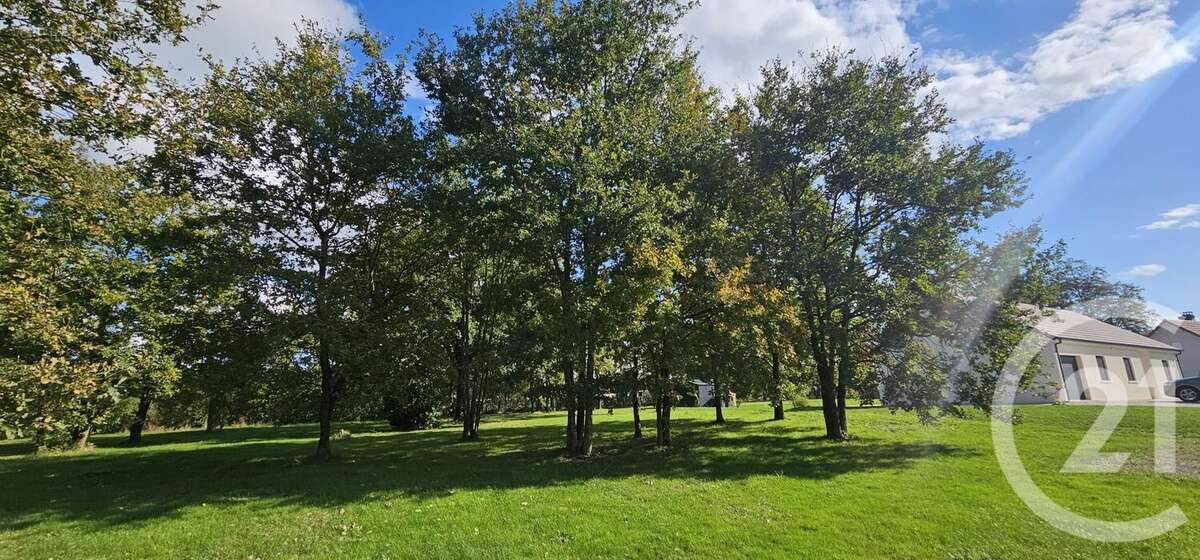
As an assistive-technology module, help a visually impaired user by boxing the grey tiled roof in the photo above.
[1035,308,1180,352]
[1158,320,1200,338]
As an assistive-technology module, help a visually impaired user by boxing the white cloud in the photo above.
[1145,301,1184,323]
[1126,264,1167,277]
[1142,219,1180,230]
[1162,203,1200,219]
[677,0,916,93]
[678,0,1196,139]
[154,0,359,82]
[1147,219,1200,229]
[929,53,1039,138]
[935,0,1195,139]
[1140,203,1200,230]
[95,0,357,160]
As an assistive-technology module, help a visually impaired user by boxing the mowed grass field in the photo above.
[2,402,1199,559]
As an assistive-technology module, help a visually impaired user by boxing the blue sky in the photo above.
[165,0,1200,316]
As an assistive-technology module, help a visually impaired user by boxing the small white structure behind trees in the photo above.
[691,380,734,407]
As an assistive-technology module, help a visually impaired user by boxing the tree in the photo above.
[0,0,206,179]
[742,283,807,421]
[118,237,188,445]
[612,341,645,438]
[1020,239,1154,333]
[739,54,1026,439]
[190,25,423,460]
[417,0,703,456]
[148,217,281,433]
[0,0,207,449]
[946,228,1158,411]
[0,157,186,448]
[415,112,549,440]
[667,100,754,428]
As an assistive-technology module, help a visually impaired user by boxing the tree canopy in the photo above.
[1,0,1154,456]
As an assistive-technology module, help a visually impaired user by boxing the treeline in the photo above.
[0,0,1151,457]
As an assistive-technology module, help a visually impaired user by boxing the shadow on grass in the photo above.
[0,410,973,532]
[0,440,37,458]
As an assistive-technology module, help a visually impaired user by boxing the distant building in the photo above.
[1149,313,1200,378]
[1018,308,1183,403]
[689,379,735,408]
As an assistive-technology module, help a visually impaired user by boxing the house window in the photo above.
[1123,357,1137,383]
[1096,356,1111,382]
[1162,360,1174,380]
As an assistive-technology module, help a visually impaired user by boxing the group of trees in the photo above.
[1,0,1153,457]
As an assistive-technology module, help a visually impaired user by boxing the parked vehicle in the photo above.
[1164,377,1200,403]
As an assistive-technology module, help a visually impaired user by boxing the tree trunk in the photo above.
[69,425,91,450]
[456,287,478,441]
[558,234,588,456]
[654,359,671,446]
[462,400,481,440]
[453,371,466,422]
[462,380,481,440]
[462,372,484,441]
[580,338,596,455]
[816,357,844,441]
[836,313,853,436]
[771,351,785,421]
[713,376,726,425]
[127,396,152,445]
[315,341,336,461]
[632,390,643,439]
[836,382,848,435]
[631,354,642,438]
[565,335,595,457]
[205,397,221,433]
[472,397,482,438]
[563,356,579,453]
[818,371,843,439]
[461,401,477,440]
[813,337,846,440]
[656,392,671,446]
[574,400,587,446]
[314,235,336,461]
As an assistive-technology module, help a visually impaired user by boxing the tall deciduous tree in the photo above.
[424,161,538,440]
[418,0,703,456]
[0,160,183,448]
[739,54,1026,439]
[946,228,1157,411]
[0,0,205,448]
[191,25,423,460]
[1021,239,1154,334]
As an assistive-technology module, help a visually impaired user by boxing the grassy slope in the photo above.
[1,403,1198,559]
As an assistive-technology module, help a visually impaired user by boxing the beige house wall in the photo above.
[1019,340,1183,403]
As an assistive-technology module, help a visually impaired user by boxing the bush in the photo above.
[382,381,440,431]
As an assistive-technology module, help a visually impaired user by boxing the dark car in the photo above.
[1164,377,1200,403]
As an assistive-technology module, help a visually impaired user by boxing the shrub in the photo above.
[382,381,440,431]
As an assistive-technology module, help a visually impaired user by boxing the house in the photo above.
[1149,312,1200,378]
[689,379,735,408]
[1017,308,1184,403]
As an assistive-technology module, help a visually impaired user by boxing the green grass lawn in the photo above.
[2,403,1198,559]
